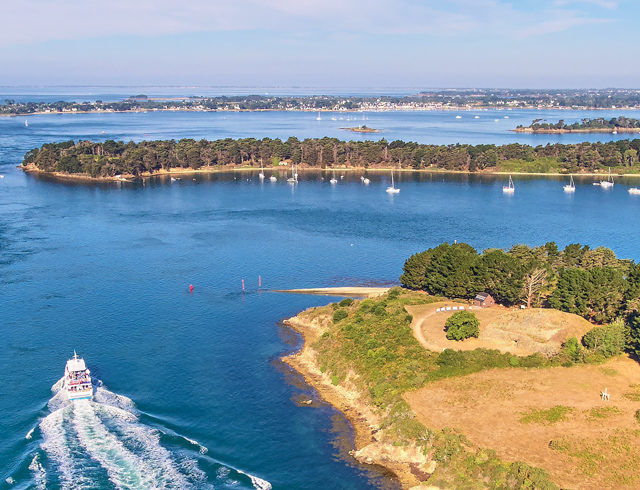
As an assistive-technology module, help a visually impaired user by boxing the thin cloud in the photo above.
[0,0,622,47]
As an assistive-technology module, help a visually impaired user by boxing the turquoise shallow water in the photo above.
[2,101,640,489]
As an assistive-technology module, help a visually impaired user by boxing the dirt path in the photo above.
[406,302,593,356]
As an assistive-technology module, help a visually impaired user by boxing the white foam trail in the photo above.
[39,407,85,489]
[237,469,273,490]
[28,453,47,489]
[25,426,36,439]
[71,400,158,488]
[94,403,193,486]
[182,436,208,454]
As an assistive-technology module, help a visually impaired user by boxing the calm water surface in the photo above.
[1,105,640,489]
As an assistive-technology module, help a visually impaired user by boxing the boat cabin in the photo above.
[473,292,495,308]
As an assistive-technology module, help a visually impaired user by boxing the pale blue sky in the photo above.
[2,0,638,87]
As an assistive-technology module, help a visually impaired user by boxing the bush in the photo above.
[582,319,626,357]
[445,311,480,341]
[560,337,583,364]
[338,298,353,307]
[332,309,348,323]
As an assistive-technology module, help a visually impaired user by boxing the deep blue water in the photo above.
[2,104,640,489]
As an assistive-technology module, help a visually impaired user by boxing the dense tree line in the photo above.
[400,241,640,327]
[518,116,640,131]
[22,137,640,177]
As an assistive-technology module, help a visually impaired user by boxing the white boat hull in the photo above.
[563,186,575,193]
[386,187,400,194]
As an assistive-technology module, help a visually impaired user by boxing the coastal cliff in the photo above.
[282,311,432,488]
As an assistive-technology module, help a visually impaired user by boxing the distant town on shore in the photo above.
[5,88,640,116]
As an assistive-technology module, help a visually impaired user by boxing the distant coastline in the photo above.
[513,127,640,134]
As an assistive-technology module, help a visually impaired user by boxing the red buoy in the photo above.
[259,275,262,288]
[189,284,194,293]
[242,279,245,291]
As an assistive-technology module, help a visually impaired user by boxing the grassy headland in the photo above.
[282,241,640,488]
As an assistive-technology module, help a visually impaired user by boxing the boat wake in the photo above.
[12,378,271,489]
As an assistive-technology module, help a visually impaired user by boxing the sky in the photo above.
[1,0,639,88]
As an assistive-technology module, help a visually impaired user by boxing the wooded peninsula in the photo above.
[515,116,640,134]
[21,137,640,180]
[284,241,640,488]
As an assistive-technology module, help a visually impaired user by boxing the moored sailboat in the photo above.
[599,168,614,188]
[563,175,576,193]
[386,170,400,194]
[502,175,515,194]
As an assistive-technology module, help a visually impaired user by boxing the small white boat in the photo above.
[0,175,4,179]
[63,351,93,402]
[170,177,177,182]
[563,175,576,193]
[474,115,480,119]
[287,164,297,184]
[259,165,265,180]
[316,112,322,121]
[612,130,618,135]
[363,178,370,185]
[25,120,29,127]
[455,115,462,119]
[269,175,277,182]
[329,171,338,185]
[386,171,400,194]
[503,175,515,194]
[629,187,640,195]
[599,168,614,189]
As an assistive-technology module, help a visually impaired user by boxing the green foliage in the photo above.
[560,337,583,364]
[332,309,348,323]
[588,406,621,419]
[445,311,480,341]
[520,406,572,425]
[430,349,513,380]
[635,410,640,424]
[582,320,626,357]
[338,298,353,307]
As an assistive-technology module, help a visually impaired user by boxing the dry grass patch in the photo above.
[405,357,640,489]
[406,302,594,356]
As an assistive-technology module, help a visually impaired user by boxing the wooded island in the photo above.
[514,116,640,134]
[21,137,640,179]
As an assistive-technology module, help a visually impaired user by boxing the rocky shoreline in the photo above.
[282,312,435,489]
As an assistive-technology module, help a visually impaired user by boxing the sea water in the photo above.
[2,96,640,488]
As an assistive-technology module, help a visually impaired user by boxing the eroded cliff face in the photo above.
[282,310,439,489]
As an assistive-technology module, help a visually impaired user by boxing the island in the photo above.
[514,116,640,134]
[282,241,640,488]
[21,137,640,181]
[5,89,640,116]
[340,125,381,133]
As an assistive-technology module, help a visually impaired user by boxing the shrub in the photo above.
[338,298,353,307]
[582,319,626,357]
[445,311,480,341]
[374,305,387,317]
[332,309,348,323]
[560,337,583,364]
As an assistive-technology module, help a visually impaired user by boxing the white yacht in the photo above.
[269,175,277,182]
[258,165,265,180]
[287,164,297,184]
[25,120,29,127]
[63,352,93,402]
[629,187,640,195]
[329,171,338,185]
[386,171,400,194]
[363,178,370,185]
[563,175,576,193]
[600,168,614,188]
[502,175,515,194]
